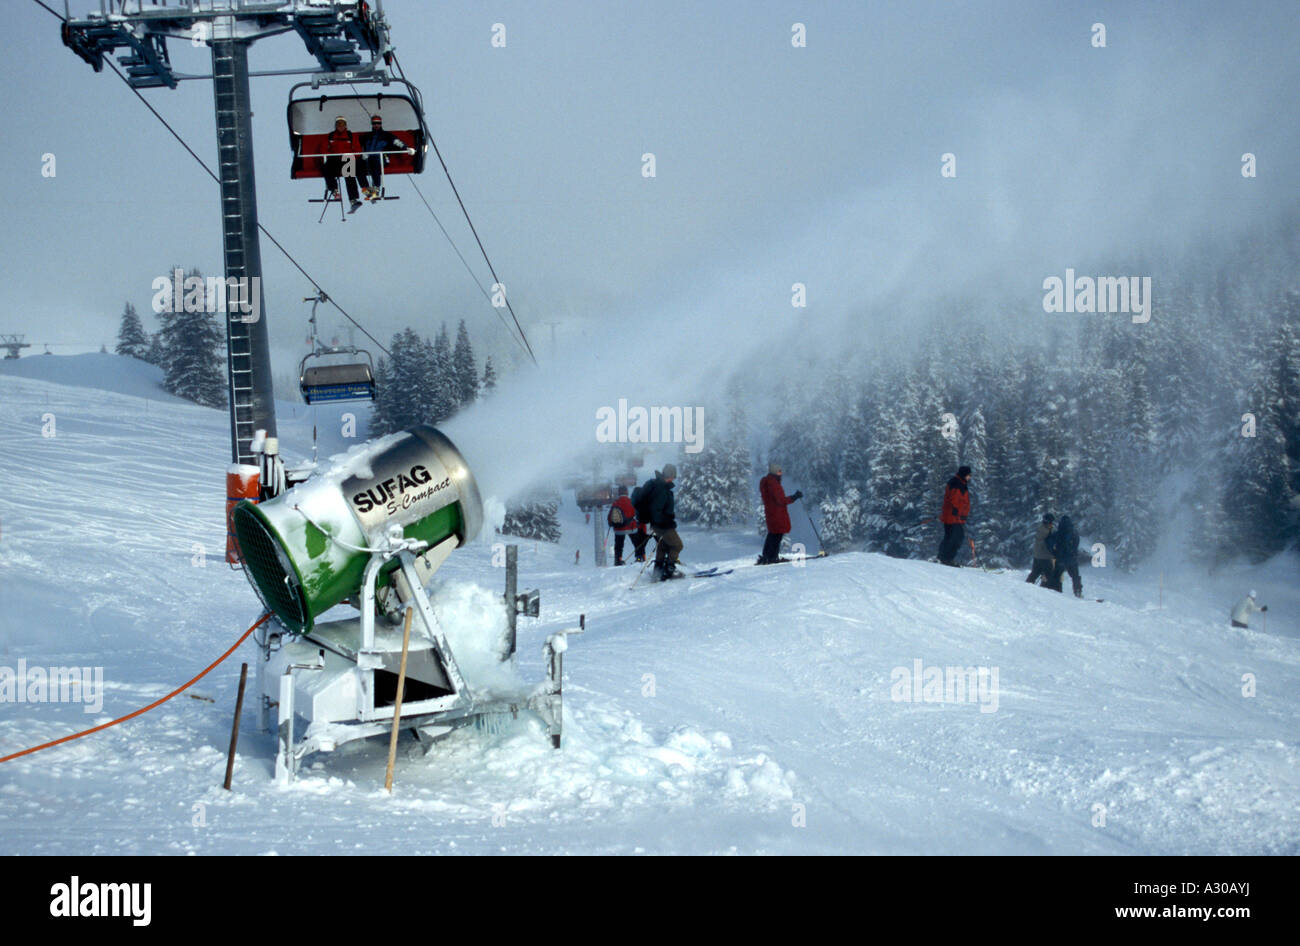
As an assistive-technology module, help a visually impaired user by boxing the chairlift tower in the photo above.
[0,334,33,359]
[60,0,396,465]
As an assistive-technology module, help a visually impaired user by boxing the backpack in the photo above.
[632,482,654,524]
[607,504,625,527]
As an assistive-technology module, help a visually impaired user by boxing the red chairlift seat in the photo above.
[287,82,428,186]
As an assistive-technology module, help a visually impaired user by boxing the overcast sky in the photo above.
[4,1,1297,378]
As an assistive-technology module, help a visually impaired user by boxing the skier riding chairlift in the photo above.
[287,80,428,219]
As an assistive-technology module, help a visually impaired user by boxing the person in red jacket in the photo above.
[758,462,803,564]
[321,116,363,211]
[607,485,647,566]
[937,465,972,566]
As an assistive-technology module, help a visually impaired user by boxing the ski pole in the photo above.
[631,537,659,588]
[801,500,828,557]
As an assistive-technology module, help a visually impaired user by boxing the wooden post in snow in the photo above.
[384,607,415,793]
[223,663,249,790]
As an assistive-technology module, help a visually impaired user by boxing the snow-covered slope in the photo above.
[0,352,181,403]
[0,360,1296,854]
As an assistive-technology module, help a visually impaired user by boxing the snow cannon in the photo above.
[231,426,483,635]
[231,426,572,784]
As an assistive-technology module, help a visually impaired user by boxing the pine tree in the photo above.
[369,354,394,436]
[452,319,479,408]
[500,492,562,542]
[371,329,426,435]
[115,302,149,360]
[144,331,167,369]
[960,407,1000,563]
[1269,295,1300,513]
[1149,284,1210,471]
[980,404,1022,564]
[1108,360,1159,569]
[675,445,735,527]
[481,356,497,394]
[863,391,917,558]
[820,486,864,552]
[1189,449,1236,572]
[1226,311,1300,560]
[159,270,225,408]
[676,397,752,528]
[414,334,441,425]
[430,323,457,422]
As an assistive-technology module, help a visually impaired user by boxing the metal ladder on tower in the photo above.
[212,29,272,467]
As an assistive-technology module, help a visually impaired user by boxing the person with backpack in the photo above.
[1026,513,1055,585]
[1046,515,1082,597]
[937,466,972,566]
[758,462,803,564]
[607,485,647,566]
[634,465,682,580]
[1230,591,1268,629]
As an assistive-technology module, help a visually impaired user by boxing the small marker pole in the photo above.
[223,663,249,790]
[384,607,414,793]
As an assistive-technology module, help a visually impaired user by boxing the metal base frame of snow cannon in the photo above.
[254,534,574,783]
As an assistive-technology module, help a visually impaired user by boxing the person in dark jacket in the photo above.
[321,116,362,210]
[1046,515,1082,597]
[757,462,803,564]
[937,466,972,566]
[357,114,415,200]
[636,465,682,580]
[1026,513,1055,585]
[607,485,647,566]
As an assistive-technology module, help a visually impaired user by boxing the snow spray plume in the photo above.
[444,9,1298,511]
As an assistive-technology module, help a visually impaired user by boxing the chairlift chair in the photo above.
[297,292,377,405]
[287,76,429,217]
[299,347,377,404]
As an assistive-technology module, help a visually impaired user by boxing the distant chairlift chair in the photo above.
[299,346,376,405]
[297,288,377,407]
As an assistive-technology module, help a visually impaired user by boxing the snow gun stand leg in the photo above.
[256,543,572,784]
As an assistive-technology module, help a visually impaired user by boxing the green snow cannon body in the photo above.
[232,426,483,635]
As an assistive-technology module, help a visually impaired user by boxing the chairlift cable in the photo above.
[344,83,525,352]
[392,52,539,366]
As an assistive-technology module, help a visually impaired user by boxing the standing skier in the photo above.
[1230,591,1268,628]
[607,485,647,566]
[1046,515,1082,597]
[635,465,683,581]
[937,465,972,566]
[757,462,802,564]
[1026,513,1055,585]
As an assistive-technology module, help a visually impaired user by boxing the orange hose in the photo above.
[0,613,270,765]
